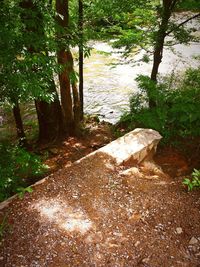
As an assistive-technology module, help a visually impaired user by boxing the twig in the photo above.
[166,13,200,36]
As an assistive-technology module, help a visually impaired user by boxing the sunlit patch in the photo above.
[61,218,92,233]
[33,199,93,234]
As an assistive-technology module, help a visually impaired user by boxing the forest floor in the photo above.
[0,120,200,267]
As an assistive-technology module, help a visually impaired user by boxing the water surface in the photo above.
[83,15,200,123]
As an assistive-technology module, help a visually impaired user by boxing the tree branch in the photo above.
[170,0,178,11]
[166,13,200,36]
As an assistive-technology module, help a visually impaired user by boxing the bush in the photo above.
[177,0,200,11]
[0,143,48,201]
[120,68,200,141]
[183,169,200,191]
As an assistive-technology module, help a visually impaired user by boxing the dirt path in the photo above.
[0,128,200,267]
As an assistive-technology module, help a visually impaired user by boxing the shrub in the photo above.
[119,67,200,141]
[0,143,48,201]
[177,0,200,11]
[183,169,200,191]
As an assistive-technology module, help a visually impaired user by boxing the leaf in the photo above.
[17,186,33,199]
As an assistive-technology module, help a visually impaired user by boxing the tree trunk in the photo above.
[72,82,81,135]
[56,0,74,133]
[68,50,81,134]
[57,49,74,134]
[151,43,164,82]
[35,82,63,143]
[149,0,174,107]
[79,0,84,120]
[35,100,63,143]
[150,4,171,82]
[56,0,81,135]
[12,101,27,147]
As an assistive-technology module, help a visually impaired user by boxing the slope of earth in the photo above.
[0,129,200,267]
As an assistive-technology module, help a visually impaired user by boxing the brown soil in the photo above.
[28,119,114,185]
[0,124,200,267]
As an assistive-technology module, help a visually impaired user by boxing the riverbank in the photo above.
[0,114,200,196]
[0,126,200,267]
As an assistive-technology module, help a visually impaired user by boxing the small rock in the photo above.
[108,243,119,248]
[176,227,183,234]
[121,167,141,177]
[142,257,149,263]
[134,241,140,247]
[189,237,198,245]
[189,245,198,253]
[0,257,3,261]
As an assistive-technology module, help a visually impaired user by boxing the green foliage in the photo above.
[120,67,200,141]
[177,0,200,11]
[183,169,200,191]
[0,143,48,202]
[0,1,59,107]
[85,0,199,61]
[17,186,33,200]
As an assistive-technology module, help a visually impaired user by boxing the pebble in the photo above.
[142,257,149,263]
[176,227,183,234]
[189,237,198,245]
[134,241,140,247]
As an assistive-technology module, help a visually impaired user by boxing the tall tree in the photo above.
[0,1,28,146]
[149,0,200,105]
[78,0,84,120]
[151,0,200,82]
[56,0,81,135]
[12,101,27,147]
[20,0,64,143]
[150,0,176,82]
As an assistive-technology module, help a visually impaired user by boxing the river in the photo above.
[83,14,200,124]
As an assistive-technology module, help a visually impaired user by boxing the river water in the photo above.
[83,15,200,124]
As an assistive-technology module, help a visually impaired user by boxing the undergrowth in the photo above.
[118,67,200,143]
[183,169,200,191]
[177,0,200,11]
[0,143,48,202]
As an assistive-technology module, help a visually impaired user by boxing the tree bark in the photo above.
[56,0,81,135]
[35,83,64,143]
[57,49,74,134]
[12,101,27,147]
[150,0,175,107]
[151,0,173,82]
[79,0,84,120]
[68,51,81,134]
[56,0,74,133]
